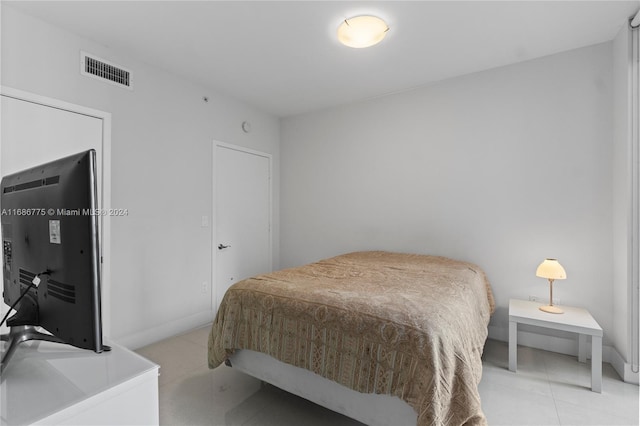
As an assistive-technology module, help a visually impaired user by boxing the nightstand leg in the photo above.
[591,335,602,393]
[578,334,587,363]
[509,320,517,372]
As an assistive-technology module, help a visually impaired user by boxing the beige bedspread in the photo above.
[208,251,495,426]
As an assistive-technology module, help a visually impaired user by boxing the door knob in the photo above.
[218,244,231,250]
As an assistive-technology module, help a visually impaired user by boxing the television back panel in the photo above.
[1,150,102,351]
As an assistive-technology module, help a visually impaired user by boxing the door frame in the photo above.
[0,86,113,337]
[212,141,272,314]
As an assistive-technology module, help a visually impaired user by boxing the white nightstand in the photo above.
[508,298,603,393]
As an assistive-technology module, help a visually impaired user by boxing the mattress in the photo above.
[208,251,495,425]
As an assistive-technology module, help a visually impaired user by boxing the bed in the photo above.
[208,251,495,426]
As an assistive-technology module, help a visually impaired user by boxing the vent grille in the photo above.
[19,269,76,304]
[19,269,37,288]
[48,279,76,304]
[3,176,59,194]
[81,52,132,89]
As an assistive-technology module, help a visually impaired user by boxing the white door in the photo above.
[1,96,104,181]
[215,143,271,310]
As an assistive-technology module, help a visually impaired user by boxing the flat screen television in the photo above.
[0,149,109,373]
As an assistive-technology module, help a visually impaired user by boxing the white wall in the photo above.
[1,5,280,348]
[281,43,615,348]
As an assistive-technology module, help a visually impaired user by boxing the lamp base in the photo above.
[539,305,564,314]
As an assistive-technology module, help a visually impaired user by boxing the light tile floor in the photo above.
[136,326,639,425]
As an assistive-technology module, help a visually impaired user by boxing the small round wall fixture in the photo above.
[241,121,251,133]
[337,15,389,48]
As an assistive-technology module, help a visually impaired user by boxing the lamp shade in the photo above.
[337,15,389,48]
[536,259,566,280]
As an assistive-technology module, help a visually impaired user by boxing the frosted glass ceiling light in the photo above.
[337,15,389,48]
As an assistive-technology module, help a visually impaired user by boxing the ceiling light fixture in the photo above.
[337,15,389,48]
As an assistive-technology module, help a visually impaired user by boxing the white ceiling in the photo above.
[6,1,640,117]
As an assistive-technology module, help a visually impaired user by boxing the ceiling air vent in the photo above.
[80,51,132,89]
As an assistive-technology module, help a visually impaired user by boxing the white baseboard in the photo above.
[114,310,213,350]
[488,325,639,385]
[609,346,640,385]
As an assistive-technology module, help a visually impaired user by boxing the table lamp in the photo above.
[536,258,566,314]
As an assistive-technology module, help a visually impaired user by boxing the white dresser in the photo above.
[0,340,159,425]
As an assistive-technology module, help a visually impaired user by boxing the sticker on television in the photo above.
[49,220,61,244]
